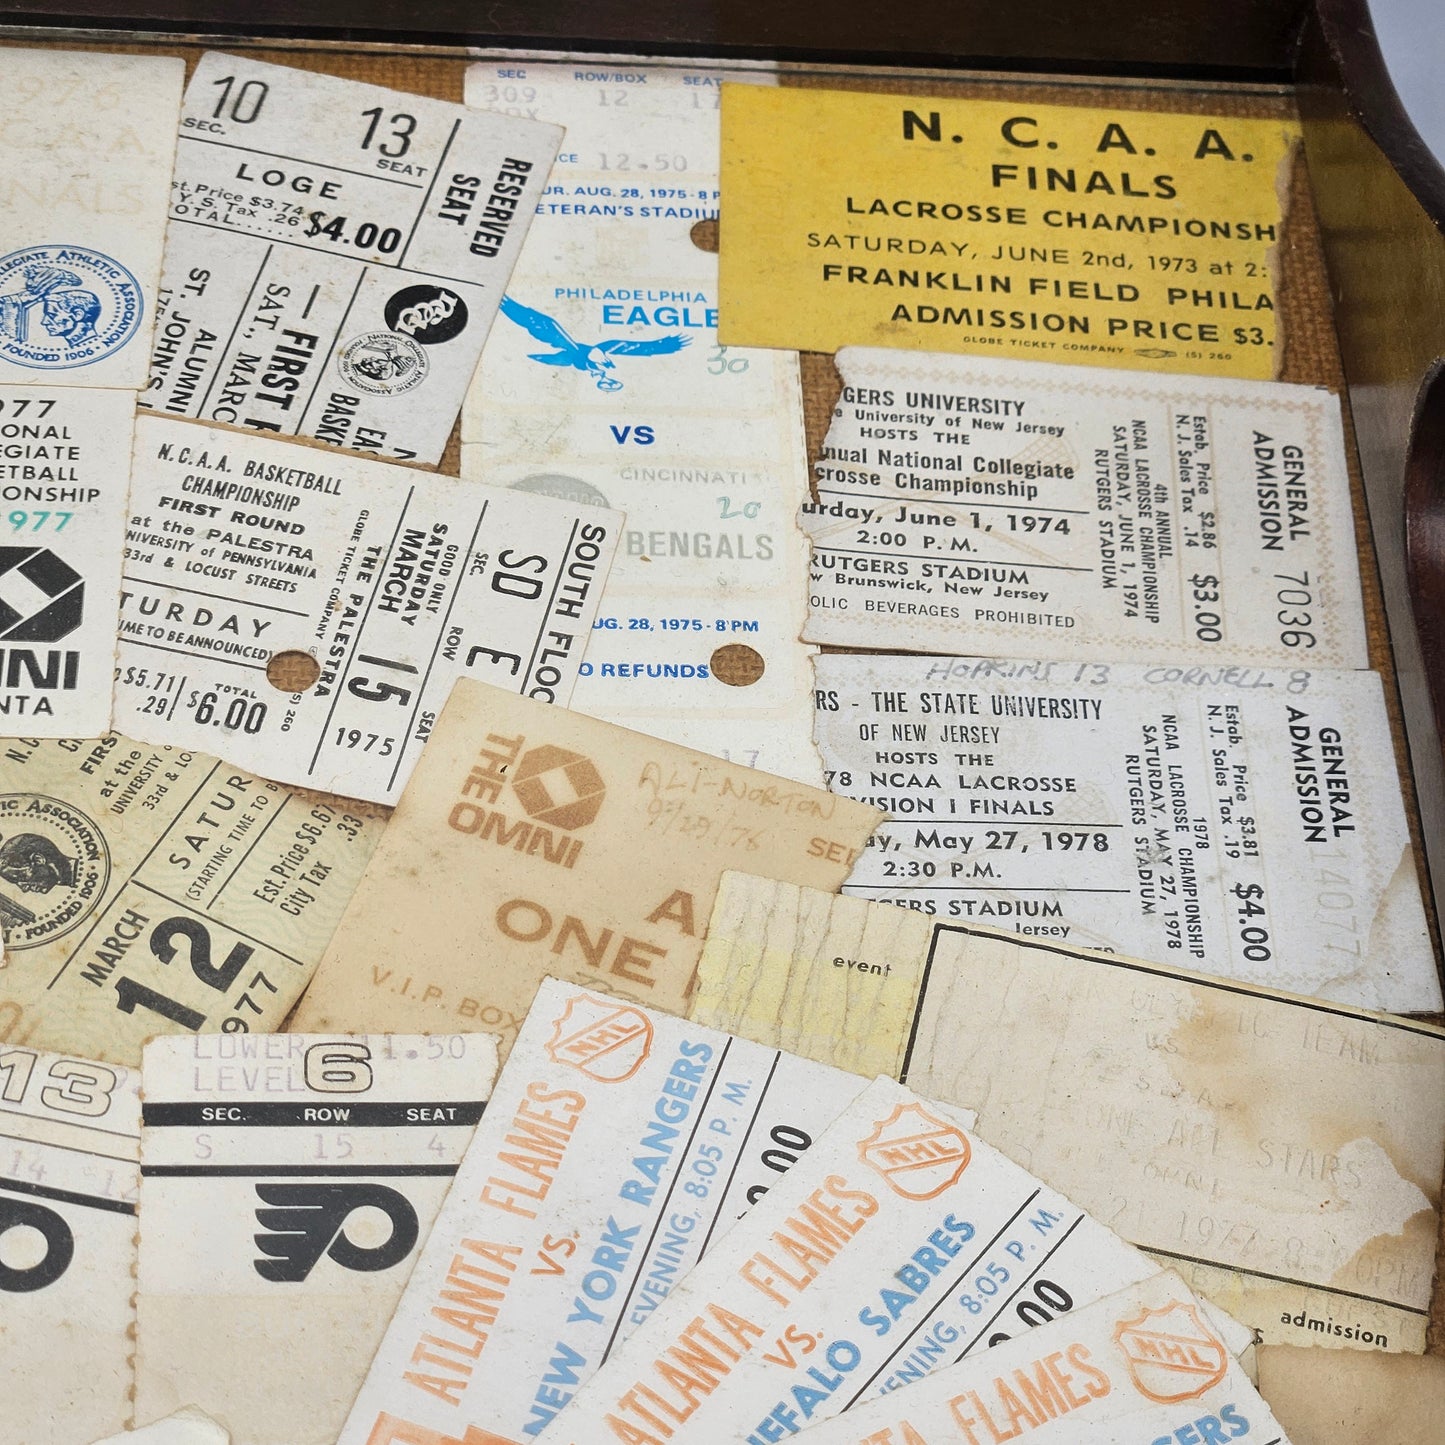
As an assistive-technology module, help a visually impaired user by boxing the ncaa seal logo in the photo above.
[857,1100,971,1200]
[337,331,428,396]
[1113,1300,1228,1403]
[0,793,109,949]
[511,745,606,830]
[0,245,142,370]
[545,994,654,1082]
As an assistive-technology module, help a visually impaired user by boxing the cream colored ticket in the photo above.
[142,53,561,463]
[0,49,182,389]
[550,1075,1245,1444]
[134,1032,497,1445]
[0,734,382,1067]
[692,873,1445,1352]
[805,349,1367,669]
[0,1044,140,1444]
[112,417,621,803]
[771,1272,1284,1445]
[813,653,1438,1011]
[292,678,880,1046]
[0,386,135,736]
[1256,1344,1445,1444]
[462,61,822,785]
[335,979,877,1445]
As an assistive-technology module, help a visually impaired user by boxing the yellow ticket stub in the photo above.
[719,86,1298,378]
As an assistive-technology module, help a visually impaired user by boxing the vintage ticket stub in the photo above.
[719,86,1298,379]
[812,653,1437,1011]
[0,1045,140,1444]
[1256,1343,1445,1443]
[141,53,561,463]
[335,980,877,1444]
[461,62,823,784]
[691,873,1445,1351]
[0,49,183,389]
[292,678,881,1046]
[134,1032,497,1445]
[804,350,1367,669]
[550,1073,1240,1445]
[92,1408,230,1445]
[111,417,620,803]
[769,1272,1285,1445]
[0,386,136,736]
[0,734,382,1067]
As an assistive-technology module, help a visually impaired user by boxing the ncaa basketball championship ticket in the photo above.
[143,54,561,463]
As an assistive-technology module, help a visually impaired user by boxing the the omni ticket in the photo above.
[463,62,824,785]
[552,1074,1245,1445]
[335,981,876,1445]
[0,1045,140,1444]
[112,418,621,803]
[134,1033,498,1445]
[805,350,1367,669]
[142,53,561,463]
[293,680,880,1048]
[771,1272,1284,1445]
[0,50,182,389]
[691,874,1445,1352]
[813,653,1437,1012]
[0,387,136,736]
[0,734,383,1067]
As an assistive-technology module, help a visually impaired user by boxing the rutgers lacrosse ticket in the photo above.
[141,53,562,463]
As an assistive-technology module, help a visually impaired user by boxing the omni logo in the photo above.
[510,745,606,830]
[0,547,83,642]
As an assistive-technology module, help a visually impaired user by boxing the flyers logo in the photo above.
[1113,1300,1229,1403]
[253,1183,419,1282]
[857,1101,972,1200]
[545,994,654,1082]
[511,745,606,830]
[365,1414,517,1445]
[0,1194,73,1292]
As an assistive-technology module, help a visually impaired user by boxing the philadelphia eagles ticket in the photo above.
[141,53,562,463]
[112,418,621,803]
[805,349,1367,668]
[814,652,1438,1011]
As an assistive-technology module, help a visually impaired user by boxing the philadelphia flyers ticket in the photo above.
[334,980,887,1445]
[133,1032,498,1445]
[142,53,562,463]
[0,1044,140,1445]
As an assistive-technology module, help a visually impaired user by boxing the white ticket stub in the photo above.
[462,62,823,784]
[0,1045,140,1444]
[805,349,1367,669]
[0,387,135,735]
[134,1033,497,1445]
[813,653,1438,1011]
[0,49,182,389]
[142,53,561,463]
[335,980,875,1445]
[772,1272,1283,1445]
[111,417,621,802]
[552,1074,1230,1445]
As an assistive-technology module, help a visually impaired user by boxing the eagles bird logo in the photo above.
[500,295,689,391]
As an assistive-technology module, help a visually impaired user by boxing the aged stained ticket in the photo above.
[771,1272,1284,1445]
[813,653,1437,1011]
[142,53,560,463]
[134,1032,497,1445]
[292,678,880,1046]
[691,873,1445,1351]
[805,350,1366,669]
[719,86,1298,379]
[336,980,881,1445]
[0,49,182,389]
[550,1074,1248,1445]
[112,417,620,803]
[0,1045,140,1444]
[1256,1344,1445,1444]
[462,62,823,784]
[0,386,135,735]
[0,734,381,1067]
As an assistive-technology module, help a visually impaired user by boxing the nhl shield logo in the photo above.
[1113,1300,1228,1403]
[857,1101,971,1200]
[545,995,654,1082]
